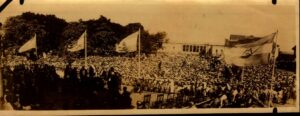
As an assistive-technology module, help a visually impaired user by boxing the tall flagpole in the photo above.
[241,66,244,83]
[138,28,141,79]
[35,34,38,60]
[84,30,87,69]
[269,30,278,107]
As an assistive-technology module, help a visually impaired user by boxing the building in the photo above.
[158,42,225,56]
[276,45,296,72]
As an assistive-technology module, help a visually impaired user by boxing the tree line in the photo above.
[1,12,167,58]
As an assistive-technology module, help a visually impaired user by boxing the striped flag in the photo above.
[224,32,277,67]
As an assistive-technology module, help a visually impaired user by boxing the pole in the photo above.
[138,28,141,78]
[189,61,191,78]
[35,48,38,60]
[84,30,87,69]
[241,66,244,83]
[269,30,278,107]
[34,34,37,60]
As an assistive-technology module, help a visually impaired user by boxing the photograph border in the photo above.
[0,0,299,115]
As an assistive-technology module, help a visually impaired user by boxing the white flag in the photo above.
[68,30,86,52]
[224,32,277,66]
[115,30,139,53]
[18,34,37,53]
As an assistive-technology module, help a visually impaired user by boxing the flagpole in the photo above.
[241,66,244,83]
[138,28,141,79]
[269,30,278,107]
[84,30,87,69]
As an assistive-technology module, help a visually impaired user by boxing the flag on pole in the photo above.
[234,33,276,48]
[68,30,86,52]
[224,32,277,67]
[115,30,139,53]
[18,34,37,53]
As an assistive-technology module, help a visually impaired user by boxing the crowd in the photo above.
[0,53,297,109]
[1,63,132,110]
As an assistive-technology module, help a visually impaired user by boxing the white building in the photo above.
[158,42,225,56]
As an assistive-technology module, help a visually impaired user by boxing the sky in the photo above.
[0,0,298,52]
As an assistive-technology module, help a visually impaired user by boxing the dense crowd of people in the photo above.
[1,63,132,110]
[0,53,297,109]
[128,63,296,108]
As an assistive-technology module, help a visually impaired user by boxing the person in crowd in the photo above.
[88,66,95,78]
[121,87,132,108]
[79,66,88,79]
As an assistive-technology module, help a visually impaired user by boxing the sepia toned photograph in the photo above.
[0,0,299,115]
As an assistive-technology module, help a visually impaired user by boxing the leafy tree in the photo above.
[3,12,68,55]
[141,31,166,54]
[60,21,86,57]
[3,13,167,57]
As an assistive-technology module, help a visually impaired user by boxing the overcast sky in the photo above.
[0,0,297,52]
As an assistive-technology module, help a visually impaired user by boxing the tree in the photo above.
[3,13,167,57]
[61,22,86,57]
[3,12,67,55]
[85,16,121,55]
[141,31,166,54]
